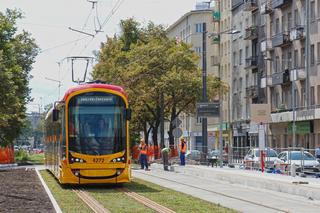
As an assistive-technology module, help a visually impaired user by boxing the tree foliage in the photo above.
[0,9,39,146]
[92,18,225,148]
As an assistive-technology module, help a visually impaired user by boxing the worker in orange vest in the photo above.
[179,137,187,166]
[139,139,149,170]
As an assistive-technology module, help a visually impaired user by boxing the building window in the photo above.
[301,47,305,68]
[317,85,320,105]
[275,18,280,34]
[288,51,292,69]
[311,1,316,20]
[282,15,286,32]
[196,116,202,124]
[317,42,320,63]
[288,12,292,30]
[318,0,320,18]
[294,9,299,26]
[275,56,280,73]
[239,49,243,65]
[311,44,315,66]
[210,56,215,66]
[195,47,202,54]
[195,23,203,33]
[311,86,315,106]
[294,49,299,68]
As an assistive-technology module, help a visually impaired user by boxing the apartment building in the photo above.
[166,6,219,151]
[263,0,320,151]
[231,0,264,149]
[230,0,320,152]
[214,0,233,149]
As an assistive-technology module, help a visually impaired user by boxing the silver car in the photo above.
[276,151,320,171]
[244,148,279,169]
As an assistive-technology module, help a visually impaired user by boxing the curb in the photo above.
[0,163,18,169]
[35,169,62,213]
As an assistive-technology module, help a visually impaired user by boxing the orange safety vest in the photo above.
[179,141,186,153]
[139,144,148,155]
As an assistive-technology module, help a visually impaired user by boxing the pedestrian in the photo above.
[161,146,171,171]
[139,139,150,170]
[179,137,187,166]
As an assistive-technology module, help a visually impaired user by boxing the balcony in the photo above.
[244,26,258,40]
[245,85,259,98]
[260,40,272,52]
[245,56,258,69]
[290,68,306,81]
[290,26,305,41]
[272,0,291,9]
[232,0,244,10]
[260,76,272,88]
[212,11,221,22]
[243,0,258,12]
[271,70,290,86]
[260,1,272,15]
[272,32,290,48]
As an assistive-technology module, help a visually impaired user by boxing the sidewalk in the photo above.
[153,163,320,201]
[133,164,320,213]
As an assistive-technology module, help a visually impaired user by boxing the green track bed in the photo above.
[40,170,236,213]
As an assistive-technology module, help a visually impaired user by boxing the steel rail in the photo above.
[119,188,176,213]
[73,188,111,213]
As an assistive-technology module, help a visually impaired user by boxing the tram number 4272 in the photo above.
[93,158,105,163]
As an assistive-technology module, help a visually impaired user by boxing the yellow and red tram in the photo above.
[44,82,132,184]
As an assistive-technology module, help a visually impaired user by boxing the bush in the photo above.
[14,150,30,162]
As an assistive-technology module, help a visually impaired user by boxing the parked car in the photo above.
[207,149,228,163]
[276,151,320,172]
[186,150,203,161]
[244,148,279,169]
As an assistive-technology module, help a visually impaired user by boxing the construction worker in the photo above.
[161,146,171,171]
[179,137,187,166]
[139,139,149,170]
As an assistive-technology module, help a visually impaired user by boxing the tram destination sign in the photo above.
[77,96,115,105]
[196,102,219,117]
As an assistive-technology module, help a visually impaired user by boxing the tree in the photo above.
[92,18,226,151]
[0,9,39,147]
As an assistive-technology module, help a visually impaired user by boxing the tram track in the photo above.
[135,170,291,213]
[73,188,111,213]
[119,188,176,213]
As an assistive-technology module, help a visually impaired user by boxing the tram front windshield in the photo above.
[68,92,126,155]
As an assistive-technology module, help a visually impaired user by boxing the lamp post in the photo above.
[209,29,240,167]
[202,22,208,156]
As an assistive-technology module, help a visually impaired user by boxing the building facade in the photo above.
[166,6,220,151]
[230,0,320,154]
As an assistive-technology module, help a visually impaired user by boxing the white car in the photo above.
[276,151,320,171]
[244,148,279,169]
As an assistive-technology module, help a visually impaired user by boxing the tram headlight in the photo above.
[111,156,126,163]
[69,153,86,164]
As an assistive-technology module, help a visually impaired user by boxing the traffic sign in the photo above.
[196,102,220,117]
[173,128,183,138]
[173,117,182,127]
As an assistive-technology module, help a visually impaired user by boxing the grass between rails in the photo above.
[88,187,156,213]
[126,178,237,213]
[40,170,92,213]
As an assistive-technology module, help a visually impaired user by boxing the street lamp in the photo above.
[208,28,240,167]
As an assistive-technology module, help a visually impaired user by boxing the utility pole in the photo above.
[160,93,165,149]
[202,22,208,155]
[45,77,62,100]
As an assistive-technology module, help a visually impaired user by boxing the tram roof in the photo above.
[62,83,127,101]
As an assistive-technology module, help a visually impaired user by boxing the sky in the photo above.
[0,0,200,112]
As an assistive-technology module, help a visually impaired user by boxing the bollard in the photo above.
[291,163,296,177]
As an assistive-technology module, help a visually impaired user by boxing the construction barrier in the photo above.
[131,145,179,161]
[0,146,14,164]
